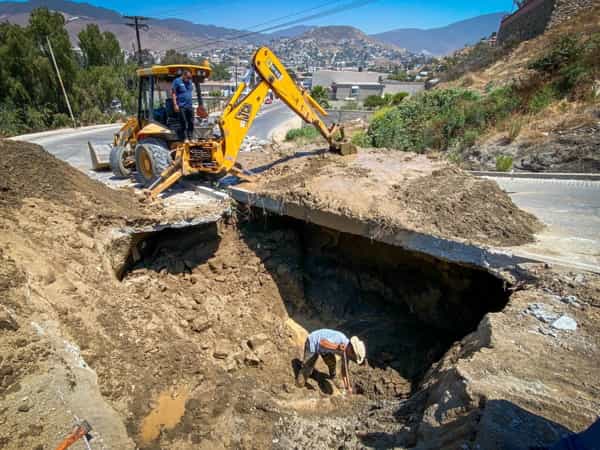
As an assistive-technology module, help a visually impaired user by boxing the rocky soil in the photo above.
[0,139,598,450]
[464,122,600,173]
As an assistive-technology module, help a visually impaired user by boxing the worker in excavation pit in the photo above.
[296,329,366,394]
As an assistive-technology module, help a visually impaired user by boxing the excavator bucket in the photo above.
[330,141,358,156]
[88,141,111,171]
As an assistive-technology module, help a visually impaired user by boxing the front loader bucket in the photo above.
[88,141,111,171]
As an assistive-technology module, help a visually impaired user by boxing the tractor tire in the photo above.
[134,138,173,187]
[109,145,132,178]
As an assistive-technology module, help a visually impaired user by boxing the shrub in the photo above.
[367,88,484,152]
[310,85,330,108]
[0,105,26,137]
[496,155,513,172]
[462,129,480,148]
[79,107,107,126]
[50,113,72,129]
[507,118,522,143]
[285,126,320,141]
[529,33,600,99]
[350,130,371,147]
[363,95,387,109]
[529,35,582,74]
[391,92,408,105]
[528,85,556,113]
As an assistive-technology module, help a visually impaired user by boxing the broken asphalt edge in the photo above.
[228,186,537,277]
[227,186,600,275]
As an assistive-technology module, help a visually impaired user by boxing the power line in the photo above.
[124,15,150,64]
[169,0,378,53]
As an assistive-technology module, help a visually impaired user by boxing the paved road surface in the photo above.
[487,177,600,271]
[248,100,297,140]
[21,100,293,171]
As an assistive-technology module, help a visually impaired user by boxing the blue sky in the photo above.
[75,0,515,34]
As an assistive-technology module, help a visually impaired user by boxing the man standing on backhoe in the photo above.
[296,329,366,394]
[172,69,195,141]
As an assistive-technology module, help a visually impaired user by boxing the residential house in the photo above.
[311,70,384,101]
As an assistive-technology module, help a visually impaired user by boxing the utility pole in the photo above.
[46,36,76,127]
[124,16,150,64]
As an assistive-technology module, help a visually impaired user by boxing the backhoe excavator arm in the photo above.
[147,46,355,198]
[216,47,353,173]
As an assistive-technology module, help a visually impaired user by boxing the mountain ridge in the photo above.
[372,12,507,55]
[0,1,507,55]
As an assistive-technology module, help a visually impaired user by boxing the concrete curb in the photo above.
[8,123,122,141]
[470,170,600,181]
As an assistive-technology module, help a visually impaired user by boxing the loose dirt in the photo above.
[0,139,145,218]
[237,146,542,247]
[0,139,598,450]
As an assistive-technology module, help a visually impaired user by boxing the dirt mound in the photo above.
[239,148,541,247]
[0,139,144,218]
[395,166,542,246]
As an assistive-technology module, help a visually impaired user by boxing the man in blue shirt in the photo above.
[171,69,195,141]
[295,329,366,394]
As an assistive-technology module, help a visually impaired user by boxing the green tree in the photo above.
[28,8,77,93]
[26,8,78,117]
[210,63,231,81]
[78,24,123,67]
[310,85,330,108]
[162,49,195,65]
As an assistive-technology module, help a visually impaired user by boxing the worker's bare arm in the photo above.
[319,339,346,353]
[172,91,179,112]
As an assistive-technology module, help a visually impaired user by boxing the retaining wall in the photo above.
[497,0,597,44]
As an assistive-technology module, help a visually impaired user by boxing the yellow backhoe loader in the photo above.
[90,47,356,198]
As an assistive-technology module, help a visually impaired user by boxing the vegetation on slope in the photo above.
[359,29,600,154]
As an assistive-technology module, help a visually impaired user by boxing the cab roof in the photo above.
[136,64,212,79]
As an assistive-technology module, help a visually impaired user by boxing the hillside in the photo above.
[296,25,401,51]
[436,7,600,172]
[300,25,373,42]
[268,25,314,40]
[0,0,265,51]
[373,12,507,55]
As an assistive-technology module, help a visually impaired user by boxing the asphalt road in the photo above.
[248,100,297,140]
[21,100,294,172]
[487,177,600,271]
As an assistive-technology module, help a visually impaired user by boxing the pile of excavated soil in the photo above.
[238,147,542,247]
[0,139,145,219]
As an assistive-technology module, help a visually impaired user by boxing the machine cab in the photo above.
[136,64,212,139]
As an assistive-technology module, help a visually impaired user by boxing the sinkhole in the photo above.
[119,212,511,397]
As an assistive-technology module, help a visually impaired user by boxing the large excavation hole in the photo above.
[239,215,511,396]
[121,214,510,399]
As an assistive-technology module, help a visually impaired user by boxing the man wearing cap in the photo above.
[296,329,366,394]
